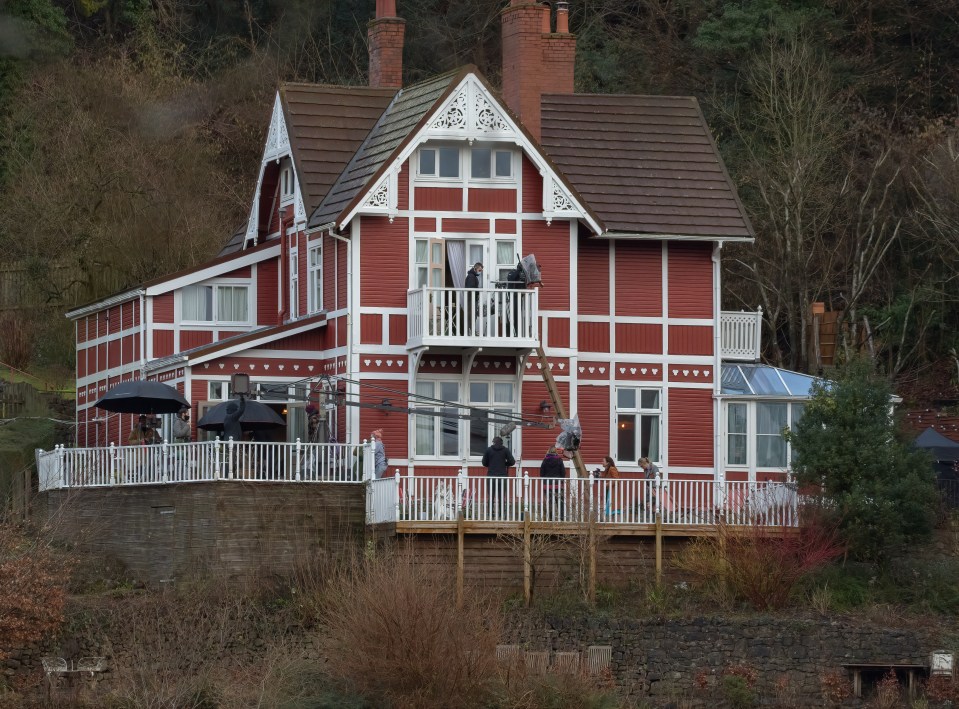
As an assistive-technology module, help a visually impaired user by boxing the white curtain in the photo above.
[446,240,466,288]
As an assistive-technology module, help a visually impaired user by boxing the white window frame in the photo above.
[416,145,461,181]
[289,248,299,320]
[307,243,322,314]
[280,162,294,203]
[208,381,232,400]
[467,379,518,459]
[469,146,515,181]
[722,400,806,474]
[615,387,662,465]
[180,282,252,326]
[413,380,461,459]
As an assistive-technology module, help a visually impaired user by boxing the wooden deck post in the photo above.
[588,472,596,606]
[655,511,663,586]
[456,510,465,609]
[523,508,531,607]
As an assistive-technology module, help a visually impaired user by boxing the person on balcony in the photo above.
[464,262,483,334]
[128,415,160,445]
[639,456,662,517]
[540,446,567,520]
[172,408,191,443]
[482,435,515,517]
[371,429,388,478]
[465,262,483,288]
[597,455,621,518]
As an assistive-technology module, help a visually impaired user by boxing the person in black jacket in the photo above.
[482,436,515,517]
[540,446,567,520]
[465,262,483,288]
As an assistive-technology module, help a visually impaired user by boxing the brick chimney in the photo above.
[368,0,405,89]
[501,0,576,139]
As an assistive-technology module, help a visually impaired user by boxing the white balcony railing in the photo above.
[406,286,539,349]
[36,440,373,491]
[367,473,799,528]
[720,309,763,361]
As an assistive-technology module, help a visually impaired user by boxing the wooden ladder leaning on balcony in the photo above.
[535,345,589,480]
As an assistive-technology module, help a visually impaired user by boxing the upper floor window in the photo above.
[616,387,661,464]
[182,284,250,324]
[470,147,513,179]
[418,147,460,179]
[280,163,294,201]
[308,243,322,314]
[289,249,299,320]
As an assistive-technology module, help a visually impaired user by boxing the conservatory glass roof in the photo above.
[720,364,820,398]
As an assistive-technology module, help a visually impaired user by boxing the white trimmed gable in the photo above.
[342,73,600,231]
[244,93,308,246]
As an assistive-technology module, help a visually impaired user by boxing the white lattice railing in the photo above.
[406,286,539,347]
[36,440,373,491]
[367,473,799,528]
[720,309,763,361]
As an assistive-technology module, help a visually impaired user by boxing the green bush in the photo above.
[721,675,756,709]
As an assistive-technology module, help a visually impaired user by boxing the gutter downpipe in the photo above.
[712,242,724,495]
[328,227,352,442]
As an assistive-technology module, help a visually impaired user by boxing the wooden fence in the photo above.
[0,261,127,312]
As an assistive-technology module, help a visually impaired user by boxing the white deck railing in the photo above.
[720,309,763,361]
[367,473,799,528]
[36,440,373,491]
[406,286,539,348]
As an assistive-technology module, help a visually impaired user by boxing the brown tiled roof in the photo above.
[280,84,398,216]
[309,69,464,228]
[540,94,754,239]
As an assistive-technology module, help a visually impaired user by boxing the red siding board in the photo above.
[360,217,409,308]
[495,219,517,234]
[360,378,408,455]
[668,325,713,356]
[77,350,87,378]
[577,386,610,463]
[108,340,119,369]
[578,237,610,316]
[615,240,662,317]
[615,323,662,354]
[153,293,174,324]
[397,162,409,211]
[667,242,713,318]
[414,217,437,232]
[522,380,569,456]
[668,388,713,467]
[389,315,407,345]
[153,330,174,358]
[257,259,279,325]
[548,318,570,349]
[414,187,462,211]
[521,156,542,213]
[181,330,214,351]
[523,220,569,311]
[323,236,336,312]
[442,218,489,233]
[579,321,610,352]
[121,302,134,329]
[361,314,383,344]
[223,266,252,279]
[122,335,136,364]
[467,188,517,213]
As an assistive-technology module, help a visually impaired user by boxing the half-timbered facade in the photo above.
[67,0,810,486]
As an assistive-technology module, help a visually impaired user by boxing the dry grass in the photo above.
[319,548,502,709]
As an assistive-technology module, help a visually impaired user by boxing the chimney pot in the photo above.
[556,1,569,34]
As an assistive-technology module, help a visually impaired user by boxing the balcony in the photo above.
[720,309,763,361]
[406,286,539,350]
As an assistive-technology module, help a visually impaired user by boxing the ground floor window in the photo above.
[725,401,805,469]
[616,387,661,463]
[468,381,516,456]
[415,381,460,457]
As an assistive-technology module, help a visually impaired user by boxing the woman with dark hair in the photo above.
[599,456,620,518]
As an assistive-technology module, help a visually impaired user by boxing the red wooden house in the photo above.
[67,0,813,486]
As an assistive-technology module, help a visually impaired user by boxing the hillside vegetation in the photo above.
[1,0,958,382]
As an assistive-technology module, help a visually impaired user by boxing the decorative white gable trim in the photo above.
[243,92,306,246]
[362,170,399,221]
[543,175,578,225]
[342,73,602,234]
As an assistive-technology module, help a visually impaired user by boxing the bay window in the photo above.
[724,401,806,469]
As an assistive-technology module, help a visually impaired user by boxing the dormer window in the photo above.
[470,147,512,179]
[418,146,459,178]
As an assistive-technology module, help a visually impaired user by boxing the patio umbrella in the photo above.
[95,380,190,415]
[196,398,286,431]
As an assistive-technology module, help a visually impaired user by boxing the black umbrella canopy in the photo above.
[95,380,190,415]
[197,399,287,431]
[914,427,959,462]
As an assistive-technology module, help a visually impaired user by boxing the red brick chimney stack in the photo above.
[368,0,405,89]
[501,0,576,140]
